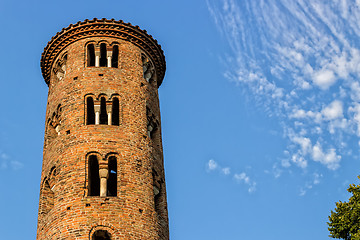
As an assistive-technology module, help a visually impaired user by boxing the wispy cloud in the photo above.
[207,0,360,173]
[206,159,256,193]
[0,150,24,171]
[299,173,323,196]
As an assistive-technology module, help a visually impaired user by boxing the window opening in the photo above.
[99,97,108,124]
[153,169,161,214]
[40,179,54,215]
[100,43,107,67]
[107,157,117,197]
[147,107,158,140]
[142,54,154,82]
[112,98,119,126]
[87,44,95,67]
[87,97,95,125]
[88,155,100,196]
[112,45,119,68]
[92,230,111,240]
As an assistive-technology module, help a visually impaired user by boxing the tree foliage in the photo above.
[328,176,360,240]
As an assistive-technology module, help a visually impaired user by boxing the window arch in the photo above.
[142,53,155,83]
[53,53,67,80]
[147,106,159,140]
[111,97,119,126]
[99,43,107,67]
[92,230,111,240]
[88,155,100,196]
[107,156,117,197]
[39,178,54,215]
[86,97,95,125]
[87,44,95,67]
[99,97,108,125]
[112,45,119,68]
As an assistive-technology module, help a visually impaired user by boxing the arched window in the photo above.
[112,98,119,126]
[100,43,107,67]
[152,168,162,218]
[99,97,108,124]
[40,179,54,215]
[142,54,155,82]
[88,155,100,196]
[92,230,111,240]
[147,107,158,140]
[107,157,117,197]
[87,44,95,67]
[87,97,95,125]
[112,45,119,68]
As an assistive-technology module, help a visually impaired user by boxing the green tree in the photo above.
[328,176,360,240]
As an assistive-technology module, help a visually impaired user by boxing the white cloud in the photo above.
[206,159,256,192]
[207,0,360,177]
[322,100,343,120]
[207,159,218,171]
[312,142,341,170]
[222,167,231,175]
[234,172,257,193]
[313,69,336,90]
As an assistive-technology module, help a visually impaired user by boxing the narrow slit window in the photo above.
[107,157,117,197]
[112,45,119,68]
[86,97,95,125]
[88,155,100,196]
[112,98,119,126]
[99,97,108,125]
[100,43,107,67]
[87,44,95,67]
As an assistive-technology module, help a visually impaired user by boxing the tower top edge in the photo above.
[40,18,166,86]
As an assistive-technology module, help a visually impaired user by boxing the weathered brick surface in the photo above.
[37,20,169,240]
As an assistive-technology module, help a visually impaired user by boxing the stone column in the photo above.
[106,105,112,125]
[94,105,100,125]
[107,50,113,67]
[147,124,153,138]
[99,168,109,197]
[95,48,100,67]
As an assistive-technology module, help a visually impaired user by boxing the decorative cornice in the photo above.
[40,18,166,86]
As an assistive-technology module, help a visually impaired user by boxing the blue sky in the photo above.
[0,0,359,239]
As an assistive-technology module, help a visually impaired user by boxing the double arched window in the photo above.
[86,95,120,126]
[87,42,119,68]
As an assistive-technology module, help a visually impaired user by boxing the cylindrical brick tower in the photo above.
[37,18,169,240]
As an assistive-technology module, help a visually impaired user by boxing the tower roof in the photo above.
[40,18,166,86]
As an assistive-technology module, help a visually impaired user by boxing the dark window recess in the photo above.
[88,155,100,196]
[99,97,108,124]
[40,179,54,214]
[100,43,107,67]
[107,157,117,197]
[92,230,111,240]
[112,45,119,68]
[112,98,119,126]
[87,97,95,125]
[87,44,95,67]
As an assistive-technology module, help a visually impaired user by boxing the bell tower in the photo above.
[37,19,169,240]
